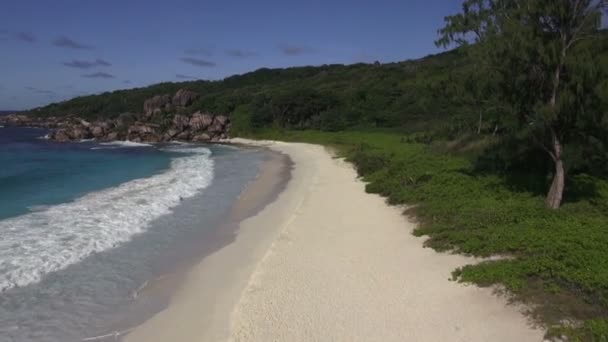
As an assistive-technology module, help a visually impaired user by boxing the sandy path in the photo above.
[228,140,543,342]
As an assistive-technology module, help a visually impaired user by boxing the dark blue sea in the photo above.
[0,127,266,342]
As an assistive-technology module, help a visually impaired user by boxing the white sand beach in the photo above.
[127,139,544,342]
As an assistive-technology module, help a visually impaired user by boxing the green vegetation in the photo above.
[438,0,607,209]
[27,1,608,339]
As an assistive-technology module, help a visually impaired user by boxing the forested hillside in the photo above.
[28,48,492,133]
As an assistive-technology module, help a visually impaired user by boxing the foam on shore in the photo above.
[0,145,214,292]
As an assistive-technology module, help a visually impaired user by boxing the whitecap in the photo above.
[168,140,192,145]
[100,141,152,148]
[27,205,51,212]
[90,147,118,150]
[0,146,214,292]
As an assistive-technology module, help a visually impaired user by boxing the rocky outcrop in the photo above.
[143,89,198,117]
[173,115,190,131]
[51,130,71,142]
[0,114,66,128]
[48,125,93,141]
[86,110,229,141]
[125,123,163,142]
[172,89,199,107]
[192,133,211,142]
[4,88,231,143]
[90,125,105,138]
[189,112,214,131]
[116,112,138,128]
[143,94,171,117]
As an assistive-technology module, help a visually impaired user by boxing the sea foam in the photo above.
[100,141,153,147]
[0,146,214,292]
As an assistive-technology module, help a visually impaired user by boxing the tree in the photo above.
[437,0,607,209]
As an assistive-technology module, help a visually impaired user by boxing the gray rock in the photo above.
[193,133,211,142]
[51,130,70,142]
[173,115,190,131]
[127,124,158,142]
[164,129,179,140]
[143,94,171,116]
[91,126,105,138]
[128,124,156,135]
[172,89,199,107]
[115,112,138,128]
[207,121,224,134]
[214,115,229,126]
[176,131,192,140]
[189,112,214,131]
[69,127,92,140]
[105,132,119,141]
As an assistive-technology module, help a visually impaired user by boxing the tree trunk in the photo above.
[544,35,568,210]
[545,130,565,209]
[477,110,483,134]
[546,159,565,209]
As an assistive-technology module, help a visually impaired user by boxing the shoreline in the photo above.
[126,139,544,342]
[124,143,293,342]
[0,139,289,342]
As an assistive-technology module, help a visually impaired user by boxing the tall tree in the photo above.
[437,0,607,209]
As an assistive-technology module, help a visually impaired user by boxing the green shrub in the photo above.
[230,104,254,135]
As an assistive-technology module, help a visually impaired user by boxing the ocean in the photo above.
[0,127,267,341]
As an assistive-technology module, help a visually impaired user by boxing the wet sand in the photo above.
[124,147,291,341]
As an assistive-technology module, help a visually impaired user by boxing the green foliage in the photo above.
[318,108,347,132]
[437,0,607,208]
[548,319,608,342]
[27,49,487,133]
[230,104,254,135]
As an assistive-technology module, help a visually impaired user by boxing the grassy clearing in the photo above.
[246,129,608,341]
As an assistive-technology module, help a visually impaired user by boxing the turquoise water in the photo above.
[0,127,217,292]
[0,127,172,220]
[0,127,268,341]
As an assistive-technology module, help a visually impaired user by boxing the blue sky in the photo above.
[1,1,463,109]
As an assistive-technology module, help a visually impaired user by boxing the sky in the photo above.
[0,1,464,109]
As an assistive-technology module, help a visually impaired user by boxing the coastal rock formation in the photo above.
[116,112,138,128]
[104,132,121,141]
[193,133,211,142]
[48,125,93,141]
[0,114,65,128]
[172,89,199,107]
[2,89,232,143]
[143,94,172,117]
[173,115,190,131]
[143,89,198,117]
[189,112,214,131]
[90,125,106,138]
[51,130,71,142]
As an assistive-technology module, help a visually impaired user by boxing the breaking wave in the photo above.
[0,146,214,292]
